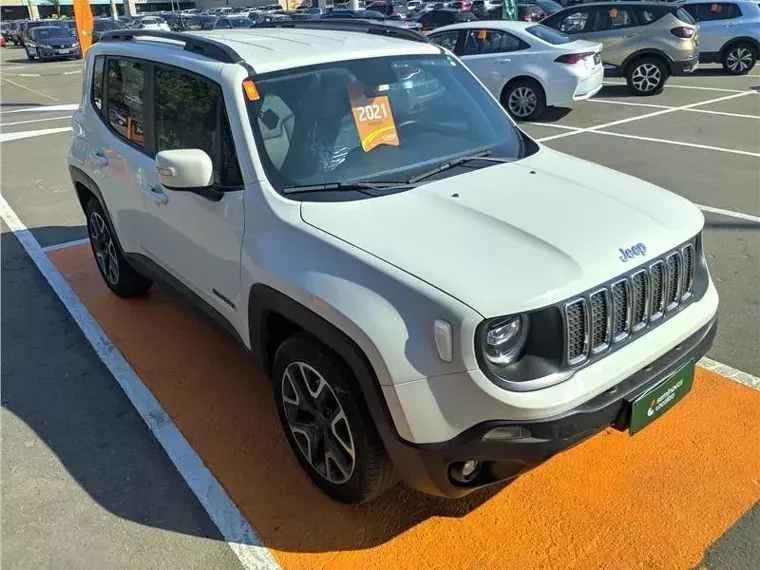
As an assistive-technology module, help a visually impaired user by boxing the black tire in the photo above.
[722,42,757,75]
[501,78,546,121]
[84,197,153,298]
[272,333,396,505]
[626,56,667,96]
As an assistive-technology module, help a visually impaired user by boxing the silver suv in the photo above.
[682,0,760,74]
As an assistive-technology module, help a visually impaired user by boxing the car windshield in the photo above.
[34,27,70,40]
[245,54,523,192]
[526,24,571,44]
[95,20,124,31]
[229,17,252,27]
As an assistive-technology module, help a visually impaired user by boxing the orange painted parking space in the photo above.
[51,243,760,570]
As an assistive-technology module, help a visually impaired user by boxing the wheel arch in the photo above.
[719,36,760,59]
[620,49,672,78]
[500,74,547,103]
[69,165,126,253]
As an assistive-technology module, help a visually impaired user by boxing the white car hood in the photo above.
[300,147,704,317]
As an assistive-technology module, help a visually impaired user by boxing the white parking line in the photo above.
[41,238,91,253]
[590,98,760,120]
[699,358,760,390]
[0,195,281,570]
[602,80,748,93]
[1,103,79,114]
[697,205,760,224]
[536,91,755,143]
[580,130,760,158]
[0,126,72,143]
[1,115,72,127]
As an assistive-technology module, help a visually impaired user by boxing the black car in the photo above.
[417,8,477,31]
[91,19,126,43]
[321,9,386,20]
[213,16,256,29]
[24,26,81,61]
[517,2,547,21]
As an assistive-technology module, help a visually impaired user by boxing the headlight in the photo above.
[72,42,79,47]
[483,315,528,366]
[38,44,51,49]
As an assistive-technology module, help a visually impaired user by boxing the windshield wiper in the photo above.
[406,151,513,184]
[282,181,416,196]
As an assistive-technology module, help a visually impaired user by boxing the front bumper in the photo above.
[391,315,717,498]
[37,47,81,59]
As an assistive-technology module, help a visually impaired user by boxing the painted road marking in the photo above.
[700,357,760,390]
[532,121,760,158]
[46,242,760,570]
[0,127,72,143]
[0,197,280,570]
[1,103,79,114]
[602,80,749,93]
[537,91,756,143]
[42,238,91,253]
[0,77,60,102]
[1,115,72,127]
[590,98,760,120]
[697,205,760,225]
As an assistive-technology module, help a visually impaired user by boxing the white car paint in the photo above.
[69,28,718,454]
[429,21,604,111]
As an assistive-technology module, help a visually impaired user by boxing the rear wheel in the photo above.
[626,57,667,96]
[272,334,396,504]
[501,78,546,121]
[722,43,757,75]
[85,198,152,298]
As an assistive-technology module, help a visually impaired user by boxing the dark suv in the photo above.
[418,8,478,31]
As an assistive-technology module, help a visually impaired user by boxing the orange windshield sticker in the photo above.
[242,79,260,101]
[347,84,399,152]
[609,8,618,17]
[477,30,487,40]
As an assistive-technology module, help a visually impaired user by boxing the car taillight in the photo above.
[670,27,695,39]
[555,51,595,64]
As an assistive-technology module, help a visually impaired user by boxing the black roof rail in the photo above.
[252,19,431,44]
[98,29,245,65]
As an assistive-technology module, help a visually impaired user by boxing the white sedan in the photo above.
[428,21,603,120]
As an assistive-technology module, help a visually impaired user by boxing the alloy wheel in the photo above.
[88,211,120,285]
[281,361,356,485]
[726,47,753,73]
[631,63,661,93]
[507,86,537,118]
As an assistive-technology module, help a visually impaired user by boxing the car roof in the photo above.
[176,28,440,73]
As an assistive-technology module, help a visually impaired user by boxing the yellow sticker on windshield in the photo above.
[609,8,618,17]
[477,29,488,40]
[347,83,399,153]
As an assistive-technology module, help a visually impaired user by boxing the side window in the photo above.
[462,29,526,56]
[106,58,146,149]
[636,7,665,24]
[155,67,243,187]
[592,7,638,31]
[555,10,591,34]
[92,56,104,112]
[429,30,460,52]
[697,3,742,20]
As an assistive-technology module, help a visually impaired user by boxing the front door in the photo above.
[581,6,643,70]
[139,64,246,317]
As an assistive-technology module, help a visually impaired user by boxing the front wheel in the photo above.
[272,334,396,504]
[85,198,152,298]
[722,43,757,75]
[501,78,546,121]
[626,57,667,96]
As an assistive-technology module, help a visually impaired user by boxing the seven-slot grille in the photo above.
[565,243,696,366]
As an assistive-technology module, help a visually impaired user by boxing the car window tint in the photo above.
[429,30,460,52]
[556,10,590,34]
[636,7,665,24]
[592,6,638,31]
[525,24,571,44]
[106,58,146,149]
[692,2,741,20]
[155,67,242,187]
[462,29,525,55]
[92,56,105,112]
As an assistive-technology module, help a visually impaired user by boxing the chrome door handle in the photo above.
[141,184,168,205]
[497,57,512,63]
[88,150,108,166]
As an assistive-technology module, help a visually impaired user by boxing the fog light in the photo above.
[462,460,479,478]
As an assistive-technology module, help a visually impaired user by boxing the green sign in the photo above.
[502,0,518,21]
[630,360,695,435]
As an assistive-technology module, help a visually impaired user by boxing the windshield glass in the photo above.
[35,27,70,40]
[95,20,124,31]
[526,24,571,44]
[246,54,523,192]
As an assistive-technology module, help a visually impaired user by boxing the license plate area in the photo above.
[628,360,695,435]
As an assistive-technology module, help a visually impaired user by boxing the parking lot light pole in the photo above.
[25,0,41,20]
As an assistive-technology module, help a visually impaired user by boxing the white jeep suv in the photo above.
[68,22,719,504]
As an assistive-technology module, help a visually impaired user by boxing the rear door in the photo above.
[456,28,532,97]
[683,2,741,54]
[581,5,643,69]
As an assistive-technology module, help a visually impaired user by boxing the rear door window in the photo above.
[105,58,146,149]
[685,2,741,21]
[591,6,639,31]
[461,29,528,56]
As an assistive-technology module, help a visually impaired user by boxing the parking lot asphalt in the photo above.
[1,43,759,570]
